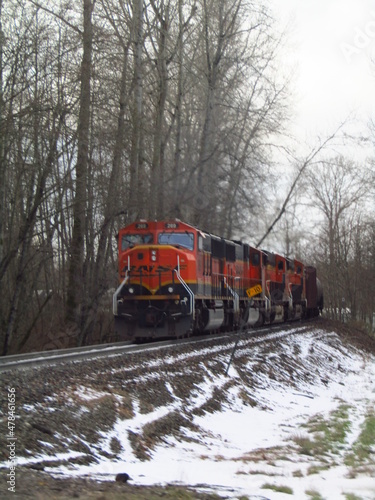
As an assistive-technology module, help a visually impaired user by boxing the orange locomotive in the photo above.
[113,220,323,341]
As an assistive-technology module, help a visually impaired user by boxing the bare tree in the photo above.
[0,0,4,269]
[307,156,371,320]
[0,1,72,354]
[256,129,341,248]
[171,0,290,234]
[192,0,242,227]
[128,0,145,220]
[66,0,95,342]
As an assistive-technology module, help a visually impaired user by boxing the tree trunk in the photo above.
[150,1,168,219]
[0,0,4,268]
[171,0,184,217]
[128,0,144,220]
[66,0,94,342]
[80,47,129,346]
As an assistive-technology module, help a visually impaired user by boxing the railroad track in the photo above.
[0,320,317,372]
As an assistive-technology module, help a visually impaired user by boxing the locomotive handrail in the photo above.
[223,277,240,314]
[265,296,271,311]
[113,271,129,315]
[265,280,271,311]
[288,283,294,309]
[174,258,194,318]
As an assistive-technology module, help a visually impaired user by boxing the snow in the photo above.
[60,370,374,498]
[3,327,375,499]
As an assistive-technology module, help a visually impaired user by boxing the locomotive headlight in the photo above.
[167,286,174,294]
[128,287,135,294]
[151,250,157,262]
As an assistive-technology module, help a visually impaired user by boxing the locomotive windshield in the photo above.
[158,232,194,250]
[121,233,153,250]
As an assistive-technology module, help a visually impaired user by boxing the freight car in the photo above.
[113,220,323,341]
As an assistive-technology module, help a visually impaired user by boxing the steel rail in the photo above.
[0,321,317,373]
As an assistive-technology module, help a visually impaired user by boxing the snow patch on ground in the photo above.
[55,331,375,498]
[2,326,375,499]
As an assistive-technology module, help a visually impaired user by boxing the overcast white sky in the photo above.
[270,0,375,144]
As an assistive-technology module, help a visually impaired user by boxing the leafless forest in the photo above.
[0,0,374,355]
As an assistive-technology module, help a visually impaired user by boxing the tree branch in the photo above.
[256,126,343,248]
[26,0,82,35]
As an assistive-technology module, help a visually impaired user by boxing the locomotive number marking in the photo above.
[246,284,262,297]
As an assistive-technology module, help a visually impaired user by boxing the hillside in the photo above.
[1,318,375,499]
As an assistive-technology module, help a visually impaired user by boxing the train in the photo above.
[113,219,323,341]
